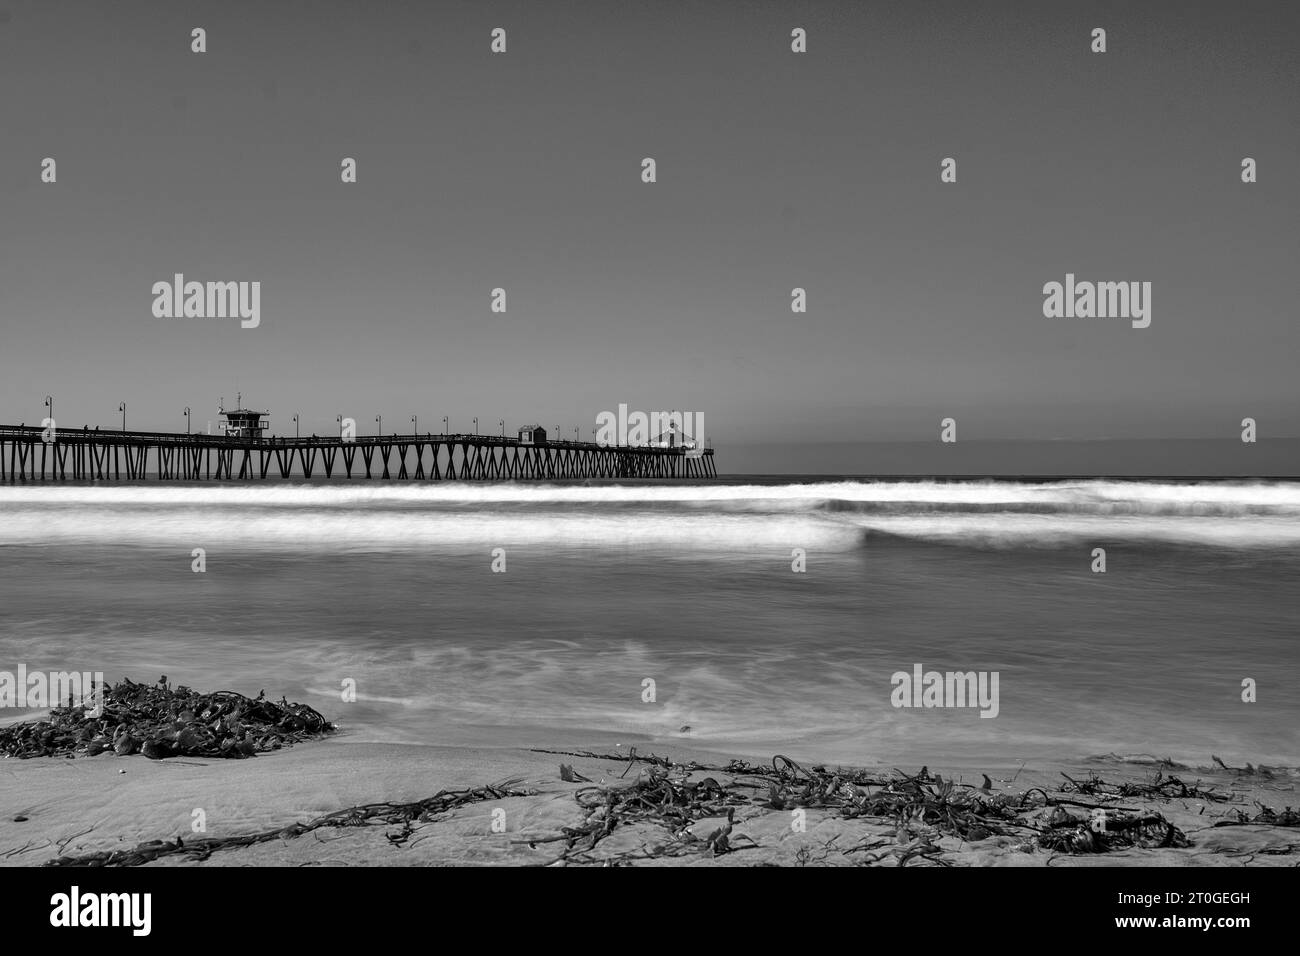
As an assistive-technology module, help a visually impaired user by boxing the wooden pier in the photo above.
[0,426,717,481]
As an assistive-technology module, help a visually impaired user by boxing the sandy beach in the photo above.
[3,736,1296,867]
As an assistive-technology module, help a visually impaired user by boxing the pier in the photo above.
[0,426,717,481]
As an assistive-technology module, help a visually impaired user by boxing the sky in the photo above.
[0,0,1297,464]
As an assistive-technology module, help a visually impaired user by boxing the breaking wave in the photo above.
[1,480,1298,550]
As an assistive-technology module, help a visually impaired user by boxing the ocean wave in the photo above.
[854,514,1300,549]
[0,508,865,551]
[2,480,1298,550]
[1,479,1299,509]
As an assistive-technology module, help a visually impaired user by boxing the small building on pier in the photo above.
[220,405,269,439]
[650,420,697,450]
[517,425,547,445]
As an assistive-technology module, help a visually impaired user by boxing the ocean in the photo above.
[1,479,1297,769]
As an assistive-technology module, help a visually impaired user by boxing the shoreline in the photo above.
[3,738,1296,867]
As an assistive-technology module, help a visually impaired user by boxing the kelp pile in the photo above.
[46,783,535,867]
[765,756,1025,843]
[1036,806,1191,853]
[532,749,1199,864]
[538,766,756,862]
[0,676,333,760]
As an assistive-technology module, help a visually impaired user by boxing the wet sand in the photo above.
[2,738,1296,867]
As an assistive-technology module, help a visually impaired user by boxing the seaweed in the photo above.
[526,750,1192,863]
[1037,806,1191,853]
[1059,770,1232,803]
[533,765,759,863]
[1211,755,1283,778]
[30,744,1240,867]
[1213,804,1300,828]
[0,676,333,760]
[45,783,535,866]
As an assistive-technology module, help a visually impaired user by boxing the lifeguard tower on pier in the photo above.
[218,394,269,439]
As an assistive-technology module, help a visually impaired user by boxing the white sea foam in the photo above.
[0,508,859,550]
[1,481,1297,549]
[853,513,1300,548]
[1,479,1298,509]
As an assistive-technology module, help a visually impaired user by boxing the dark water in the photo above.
[1,480,1297,767]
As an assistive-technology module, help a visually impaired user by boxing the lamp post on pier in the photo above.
[118,402,126,431]
[375,415,382,436]
[472,417,478,434]
[292,413,299,438]
[184,407,191,434]
[442,415,448,435]
[336,414,344,437]
[411,415,417,435]
[499,420,504,437]
[43,395,53,427]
